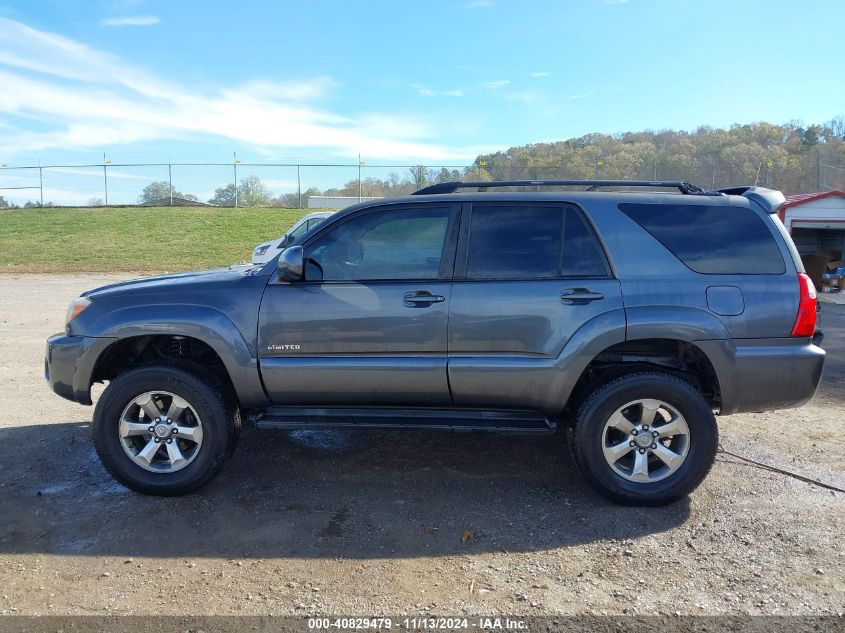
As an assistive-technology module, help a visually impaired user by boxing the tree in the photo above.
[0,196,14,208]
[138,180,198,204]
[408,165,428,189]
[238,175,272,207]
[208,183,236,206]
[88,197,104,206]
[208,176,271,207]
[138,181,172,203]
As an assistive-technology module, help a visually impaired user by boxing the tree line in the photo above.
[470,119,845,193]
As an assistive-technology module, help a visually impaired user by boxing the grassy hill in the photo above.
[0,206,313,273]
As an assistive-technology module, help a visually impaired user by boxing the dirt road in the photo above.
[0,274,842,616]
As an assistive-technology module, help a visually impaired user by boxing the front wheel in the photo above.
[569,372,718,506]
[93,364,239,496]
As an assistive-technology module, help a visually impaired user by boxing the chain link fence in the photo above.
[0,157,475,208]
[3,154,845,208]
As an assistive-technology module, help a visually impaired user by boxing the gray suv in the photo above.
[45,180,825,505]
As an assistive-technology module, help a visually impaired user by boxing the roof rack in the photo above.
[412,179,713,196]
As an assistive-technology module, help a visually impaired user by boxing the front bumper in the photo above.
[45,333,116,405]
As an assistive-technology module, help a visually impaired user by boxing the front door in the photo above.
[258,204,459,406]
[447,202,624,411]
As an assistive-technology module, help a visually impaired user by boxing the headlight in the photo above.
[65,296,92,326]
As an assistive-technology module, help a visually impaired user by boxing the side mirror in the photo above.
[277,246,304,281]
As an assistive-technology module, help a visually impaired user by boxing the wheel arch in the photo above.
[83,305,268,408]
[563,337,722,422]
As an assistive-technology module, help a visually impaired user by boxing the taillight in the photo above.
[791,273,817,337]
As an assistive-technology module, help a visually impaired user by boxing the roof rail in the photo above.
[714,185,785,214]
[412,179,713,196]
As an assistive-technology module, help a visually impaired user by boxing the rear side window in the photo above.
[465,205,608,279]
[562,208,608,277]
[619,203,785,275]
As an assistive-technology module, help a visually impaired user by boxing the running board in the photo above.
[252,407,556,434]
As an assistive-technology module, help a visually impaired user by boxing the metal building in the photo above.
[778,190,845,256]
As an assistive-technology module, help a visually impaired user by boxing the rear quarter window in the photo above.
[618,203,786,275]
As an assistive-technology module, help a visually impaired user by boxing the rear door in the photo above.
[447,202,623,411]
[258,203,459,406]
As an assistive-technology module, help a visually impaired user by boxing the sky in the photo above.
[0,0,843,204]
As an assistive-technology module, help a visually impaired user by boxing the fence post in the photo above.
[233,152,238,208]
[103,152,109,206]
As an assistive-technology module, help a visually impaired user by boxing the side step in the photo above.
[251,407,556,434]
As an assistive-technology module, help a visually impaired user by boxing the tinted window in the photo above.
[288,220,311,241]
[619,203,785,275]
[562,208,608,276]
[304,207,450,281]
[467,205,562,279]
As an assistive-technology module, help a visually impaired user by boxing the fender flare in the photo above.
[83,304,269,408]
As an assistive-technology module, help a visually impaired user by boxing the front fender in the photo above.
[85,304,268,408]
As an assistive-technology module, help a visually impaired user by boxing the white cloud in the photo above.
[0,17,474,161]
[483,80,510,89]
[530,71,550,78]
[464,0,494,8]
[412,84,465,98]
[99,15,160,27]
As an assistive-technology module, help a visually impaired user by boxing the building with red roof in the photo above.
[778,190,845,257]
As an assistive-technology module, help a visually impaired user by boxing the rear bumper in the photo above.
[696,337,826,415]
[45,333,116,405]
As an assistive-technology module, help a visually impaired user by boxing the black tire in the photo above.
[92,364,239,496]
[569,372,718,506]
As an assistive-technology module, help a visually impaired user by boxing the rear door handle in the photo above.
[561,288,604,304]
[403,291,446,307]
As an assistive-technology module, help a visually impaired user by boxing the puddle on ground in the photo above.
[287,430,356,453]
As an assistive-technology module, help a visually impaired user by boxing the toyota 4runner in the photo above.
[45,180,826,505]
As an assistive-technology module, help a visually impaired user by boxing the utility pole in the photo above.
[297,164,302,209]
[817,154,822,191]
[358,154,363,202]
[38,159,43,207]
[168,157,173,206]
[233,152,239,208]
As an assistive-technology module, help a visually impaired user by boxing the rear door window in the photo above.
[562,208,609,277]
[619,203,785,274]
[465,205,609,279]
[466,205,562,279]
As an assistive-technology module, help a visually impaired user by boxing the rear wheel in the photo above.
[93,364,239,496]
[569,372,717,506]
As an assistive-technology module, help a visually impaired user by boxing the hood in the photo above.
[82,265,255,299]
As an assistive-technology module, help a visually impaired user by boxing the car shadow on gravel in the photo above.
[0,421,690,559]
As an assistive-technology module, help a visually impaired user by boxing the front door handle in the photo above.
[561,288,604,304]
[403,291,446,307]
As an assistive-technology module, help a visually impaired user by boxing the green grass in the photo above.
[0,206,314,273]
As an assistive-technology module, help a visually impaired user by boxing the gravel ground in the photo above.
[0,273,843,617]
